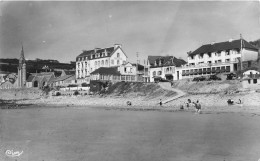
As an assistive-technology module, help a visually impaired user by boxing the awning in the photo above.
[153,76,161,78]
[207,68,211,73]
[190,70,194,75]
[212,68,216,73]
[165,74,173,76]
[198,69,202,74]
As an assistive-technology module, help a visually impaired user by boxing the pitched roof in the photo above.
[90,67,121,75]
[26,75,35,82]
[189,39,258,56]
[52,75,74,82]
[76,47,116,59]
[148,56,161,65]
[148,56,186,67]
[64,70,75,75]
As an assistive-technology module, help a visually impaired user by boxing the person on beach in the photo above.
[159,99,162,106]
[186,99,191,109]
[193,100,201,114]
[227,99,234,105]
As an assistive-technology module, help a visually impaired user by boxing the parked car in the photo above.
[192,76,206,82]
[207,75,221,81]
[226,73,236,80]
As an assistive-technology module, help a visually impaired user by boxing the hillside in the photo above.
[0,58,75,73]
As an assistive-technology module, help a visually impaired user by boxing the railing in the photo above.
[180,61,238,69]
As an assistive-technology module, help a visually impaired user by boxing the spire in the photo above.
[19,44,26,68]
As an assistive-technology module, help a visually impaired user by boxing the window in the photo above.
[153,71,156,76]
[105,60,108,66]
[208,61,212,64]
[98,61,100,67]
[190,56,194,59]
[225,59,230,62]
[101,60,104,66]
[124,67,127,72]
[253,79,257,84]
[218,60,222,63]
[117,60,120,65]
[158,71,162,75]
[226,50,230,56]
[208,52,212,58]
[248,61,251,68]
[111,60,114,65]
[117,53,120,58]
[248,79,251,84]
[95,61,97,66]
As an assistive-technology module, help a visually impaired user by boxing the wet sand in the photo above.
[1,106,260,161]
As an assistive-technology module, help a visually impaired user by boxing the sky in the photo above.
[0,1,260,64]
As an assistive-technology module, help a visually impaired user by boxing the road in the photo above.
[1,107,260,161]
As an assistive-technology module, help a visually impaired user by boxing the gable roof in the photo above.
[90,67,121,75]
[189,39,258,56]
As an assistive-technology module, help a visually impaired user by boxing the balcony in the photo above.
[180,60,238,69]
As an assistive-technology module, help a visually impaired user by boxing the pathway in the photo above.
[158,82,186,104]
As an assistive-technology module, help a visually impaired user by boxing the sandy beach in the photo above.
[1,107,260,161]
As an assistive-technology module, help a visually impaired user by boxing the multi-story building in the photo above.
[179,38,259,79]
[76,44,127,84]
[147,56,186,82]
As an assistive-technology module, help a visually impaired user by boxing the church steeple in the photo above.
[18,45,26,87]
[19,45,26,69]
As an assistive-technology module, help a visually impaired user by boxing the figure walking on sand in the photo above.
[159,99,162,106]
[193,100,201,114]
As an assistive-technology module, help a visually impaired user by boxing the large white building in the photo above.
[178,38,259,79]
[76,44,127,83]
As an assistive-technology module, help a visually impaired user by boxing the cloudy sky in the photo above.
[0,1,260,63]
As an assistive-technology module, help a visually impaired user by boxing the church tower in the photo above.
[18,45,26,87]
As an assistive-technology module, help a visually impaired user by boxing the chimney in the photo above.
[94,48,100,53]
[114,44,122,49]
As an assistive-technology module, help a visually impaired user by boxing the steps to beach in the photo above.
[158,82,186,104]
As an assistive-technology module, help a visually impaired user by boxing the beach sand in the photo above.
[1,107,260,161]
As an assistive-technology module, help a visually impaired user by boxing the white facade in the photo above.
[149,66,177,82]
[118,62,136,75]
[187,48,258,66]
[76,44,127,83]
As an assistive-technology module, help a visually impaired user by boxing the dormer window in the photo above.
[117,53,120,58]
[226,50,230,56]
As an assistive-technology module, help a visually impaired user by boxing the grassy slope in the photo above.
[106,82,176,100]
